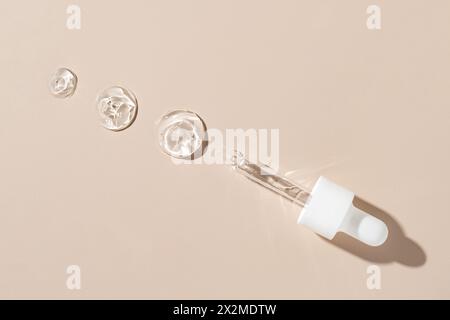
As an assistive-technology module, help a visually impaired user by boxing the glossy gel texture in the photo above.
[49,68,77,98]
[96,86,138,131]
[157,110,207,159]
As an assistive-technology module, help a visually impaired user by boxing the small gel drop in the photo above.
[49,68,77,98]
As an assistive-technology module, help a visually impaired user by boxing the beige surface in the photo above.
[0,0,449,299]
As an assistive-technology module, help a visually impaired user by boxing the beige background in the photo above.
[0,0,449,299]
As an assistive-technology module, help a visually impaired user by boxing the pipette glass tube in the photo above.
[230,152,311,208]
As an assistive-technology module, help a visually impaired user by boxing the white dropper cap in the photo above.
[298,177,388,246]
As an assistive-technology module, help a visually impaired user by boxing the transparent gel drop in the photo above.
[96,86,138,131]
[157,110,207,159]
[49,68,77,98]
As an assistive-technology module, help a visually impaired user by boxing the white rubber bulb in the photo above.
[340,206,388,246]
[298,176,388,247]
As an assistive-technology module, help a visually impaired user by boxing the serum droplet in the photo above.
[49,68,77,98]
[96,86,138,131]
[157,110,207,159]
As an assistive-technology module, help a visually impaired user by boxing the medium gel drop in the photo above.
[96,86,138,131]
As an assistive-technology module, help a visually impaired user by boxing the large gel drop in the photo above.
[157,110,207,159]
